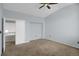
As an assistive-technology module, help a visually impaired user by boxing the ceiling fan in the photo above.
[39,3,58,9]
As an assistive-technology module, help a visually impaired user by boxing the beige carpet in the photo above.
[3,39,79,56]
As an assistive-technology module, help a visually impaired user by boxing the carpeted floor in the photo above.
[3,39,79,56]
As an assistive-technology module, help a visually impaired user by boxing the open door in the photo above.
[0,4,3,56]
[0,18,2,56]
[0,17,4,56]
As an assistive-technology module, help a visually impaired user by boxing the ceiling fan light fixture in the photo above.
[39,4,45,9]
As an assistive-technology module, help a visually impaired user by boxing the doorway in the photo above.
[3,18,16,54]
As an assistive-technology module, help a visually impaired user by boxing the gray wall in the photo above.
[0,4,2,55]
[3,9,45,43]
[25,16,45,42]
[45,4,79,48]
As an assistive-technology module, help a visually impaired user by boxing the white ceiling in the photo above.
[3,3,73,18]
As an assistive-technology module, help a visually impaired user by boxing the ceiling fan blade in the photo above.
[48,3,58,5]
[39,3,58,9]
[47,5,51,9]
[39,4,46,9]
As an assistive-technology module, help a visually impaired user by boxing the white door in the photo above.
[29,22,43,40]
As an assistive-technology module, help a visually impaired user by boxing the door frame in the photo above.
[2,17,26,53]
[1,18,4,55]
[2,17,16,53]
[2,17,6,53]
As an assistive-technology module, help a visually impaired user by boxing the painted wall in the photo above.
[0,4,2,55]
[45,4,79,48]
[3,9,45,44]
[16,20,26,44]
[25,17,45,42]
[3,4,79,48]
